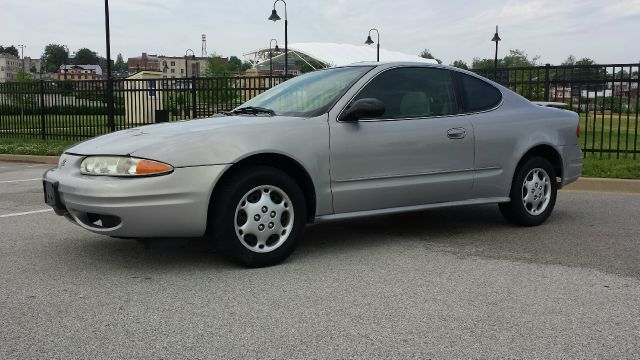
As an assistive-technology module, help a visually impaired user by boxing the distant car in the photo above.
[43,62,583,267]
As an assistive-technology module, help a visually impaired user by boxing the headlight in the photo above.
[80,156,173,177]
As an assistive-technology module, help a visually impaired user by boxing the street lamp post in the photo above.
[40,53,46,79]
[268,0,288,77]
[185,49,195,78]
[491,25,501,80]
[269,39,280,86]
[104,0,115,131]
[62,45,69,80]
[17,45,26,72]
[364,29,380,62]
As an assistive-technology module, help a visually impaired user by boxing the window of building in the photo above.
[170,61,175,66]
[352,67,458,119]
[171,69,175,73]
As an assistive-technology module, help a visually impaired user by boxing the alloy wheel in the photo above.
[234,185,294,253]
[521,168,551,216]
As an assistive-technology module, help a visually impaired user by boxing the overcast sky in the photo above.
[1,0,639,65]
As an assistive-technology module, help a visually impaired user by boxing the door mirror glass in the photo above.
[339,98,386,122]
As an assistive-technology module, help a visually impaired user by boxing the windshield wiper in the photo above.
[225,106,276,116]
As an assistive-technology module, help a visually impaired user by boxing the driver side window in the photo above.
[353,67,458,119]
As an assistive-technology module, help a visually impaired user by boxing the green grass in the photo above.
[581,157,640,179]
[579,113,639,154]
[0,137,77,156]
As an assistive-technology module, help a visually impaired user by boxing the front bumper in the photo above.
[43,153,230,238]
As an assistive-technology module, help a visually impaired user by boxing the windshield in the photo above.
[237,66,373,117]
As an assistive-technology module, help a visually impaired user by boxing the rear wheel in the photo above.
[499,156,557,226]
[208,166,306,267]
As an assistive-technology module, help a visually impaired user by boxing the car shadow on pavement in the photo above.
[296,204,510,255]
[293,204,580,266]
[55,204,575,270]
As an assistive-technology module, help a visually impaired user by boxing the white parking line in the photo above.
[0,178,41,184]
[0,209,53,218]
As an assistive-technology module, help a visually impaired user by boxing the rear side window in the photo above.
[352,67,458,119]
[459,74,502,112]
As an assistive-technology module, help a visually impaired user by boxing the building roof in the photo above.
[59,64,103,75]
[270,42,437,67]
[126,70,163,79]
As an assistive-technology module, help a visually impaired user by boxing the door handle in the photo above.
[447,127,466,139]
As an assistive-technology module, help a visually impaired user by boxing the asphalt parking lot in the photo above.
[1,160,639,359]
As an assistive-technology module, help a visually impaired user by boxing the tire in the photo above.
[499,156,558,226]
[208,166,307,267]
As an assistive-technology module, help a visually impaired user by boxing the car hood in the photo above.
[66,115,310,167]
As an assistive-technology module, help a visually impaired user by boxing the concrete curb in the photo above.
[0,154,59,165]
[562,177,640,194]
[1,154,639,194]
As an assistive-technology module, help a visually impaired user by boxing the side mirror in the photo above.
[339,98,386,122]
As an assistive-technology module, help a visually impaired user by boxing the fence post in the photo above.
[39,80,46,140]
[543,63,551,102]
[106,77,115,131]
[191,76,197,119]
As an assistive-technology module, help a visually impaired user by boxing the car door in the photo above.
[329,66,475,214]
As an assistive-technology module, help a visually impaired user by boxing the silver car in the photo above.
[43,62,583,267]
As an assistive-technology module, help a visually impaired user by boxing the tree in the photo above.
[240,61,253,71]
[0,45,19,58]
[472,49,539,70]
[98,57,111,73]
[451,60,469,70]
[114,53,126,72]
[43,44,69,73]
[15,71,33,81]
[575,57,596,66]
[419,49,442,64]
[572,57,605,91]
[471,57,498,70]
[562,55,576,66]
[74,48,99,65]
[227,56,243,72]
[502,49,540,67]
[204,56,231,76]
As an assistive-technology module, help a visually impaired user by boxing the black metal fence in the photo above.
[1,64,639,159]
[0,76,286,141]
[475,63,639,159]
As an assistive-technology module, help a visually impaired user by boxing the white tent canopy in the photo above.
[258,42,436,67]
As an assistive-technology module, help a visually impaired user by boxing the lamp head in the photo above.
[491,25,501,42]
[268,9,281,21]
[365,35,374,45]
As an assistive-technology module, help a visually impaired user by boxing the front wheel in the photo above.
[499,157,557,226]
[208,166,307,267]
